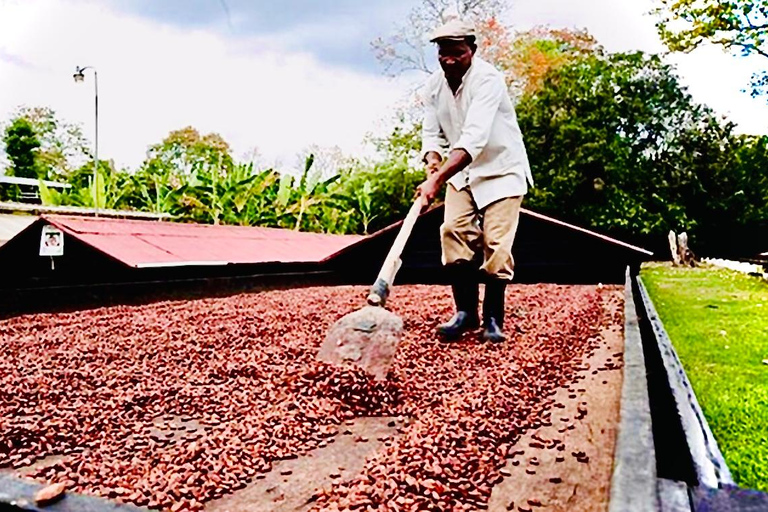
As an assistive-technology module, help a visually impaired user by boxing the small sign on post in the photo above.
[39,226,64,257]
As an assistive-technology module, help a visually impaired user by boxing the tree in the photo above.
[490,26,602,96]
[7,107,90,180]
[142,126,234,179]
[518,52,704,238]
[372,0,509,76]
[516,49,768,253]
[3,117,41,179]
[690,133,768,256]
[285,154,317,230]
[654,0,768,98]
[368,116,424,162]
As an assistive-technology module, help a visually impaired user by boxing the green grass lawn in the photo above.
[641,262,768,492]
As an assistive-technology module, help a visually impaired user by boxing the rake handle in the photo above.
[366,195,425,307]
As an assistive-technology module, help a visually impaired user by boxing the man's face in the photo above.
[437,39,474,80]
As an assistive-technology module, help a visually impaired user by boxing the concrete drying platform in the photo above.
[6,272,758,511]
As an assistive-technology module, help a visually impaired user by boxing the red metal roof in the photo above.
[42,215,362,268]
[38,204,652,270]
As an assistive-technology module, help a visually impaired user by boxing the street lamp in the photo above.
[73,65,99,212]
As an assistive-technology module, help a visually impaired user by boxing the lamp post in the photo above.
[73,65,99,212]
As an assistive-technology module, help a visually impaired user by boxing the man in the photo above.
[416,17,534,343]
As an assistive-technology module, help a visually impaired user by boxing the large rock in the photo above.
[317,305,404,381]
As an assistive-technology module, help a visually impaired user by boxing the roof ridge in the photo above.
[42,215,361,238]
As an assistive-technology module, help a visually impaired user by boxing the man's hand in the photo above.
[416,148,472,209]
[416,174,443,208]
[424,152,442,176]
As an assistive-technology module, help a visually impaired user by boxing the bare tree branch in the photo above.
[372,0,510,77]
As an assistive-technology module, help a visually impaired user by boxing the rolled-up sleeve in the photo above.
[454,75,504,161]
[421,90,447,161]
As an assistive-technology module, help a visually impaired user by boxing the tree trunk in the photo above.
[677,232,697,267]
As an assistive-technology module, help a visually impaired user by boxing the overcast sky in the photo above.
[1,0,766,172]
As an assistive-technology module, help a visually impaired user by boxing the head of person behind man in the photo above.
[430,17,478,83]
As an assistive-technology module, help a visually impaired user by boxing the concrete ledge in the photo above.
[658,478,691,512]
[635,278,733,489]
[609,268,659,512]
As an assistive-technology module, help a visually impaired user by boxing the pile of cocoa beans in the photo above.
[0,284,618,511]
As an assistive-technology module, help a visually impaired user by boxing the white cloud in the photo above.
[0,0,407,172]
[1,0,766,177]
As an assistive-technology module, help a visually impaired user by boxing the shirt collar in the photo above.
[443,57,475,96]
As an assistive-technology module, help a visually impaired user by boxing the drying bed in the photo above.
[0,284,625,511]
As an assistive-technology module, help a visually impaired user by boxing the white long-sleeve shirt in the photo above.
[421,57,534,210]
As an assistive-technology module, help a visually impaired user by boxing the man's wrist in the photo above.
[432,167,449,186]
[434,149,471,183]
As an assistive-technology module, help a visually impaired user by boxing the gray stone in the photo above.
[317,305,403,380]
[659,479,692,512]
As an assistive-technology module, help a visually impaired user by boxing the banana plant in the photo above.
[136,178,187,215]
[354,179,377,234]
[180,163,281,225]
[38,179,64,206]
[39,166,129,210]
[281,154,340,231]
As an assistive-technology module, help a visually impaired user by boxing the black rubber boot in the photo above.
[482,279,507,343]
[437,264,479,340]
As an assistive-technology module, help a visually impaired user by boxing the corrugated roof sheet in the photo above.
[42,215,362,268]
[29,205,652,270]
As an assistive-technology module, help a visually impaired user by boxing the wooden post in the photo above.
[668,230,680,266]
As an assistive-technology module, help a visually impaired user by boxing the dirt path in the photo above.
[205,416,403,512]
[488,288,625,512]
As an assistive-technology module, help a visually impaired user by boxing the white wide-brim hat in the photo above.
[429,17,477,42]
